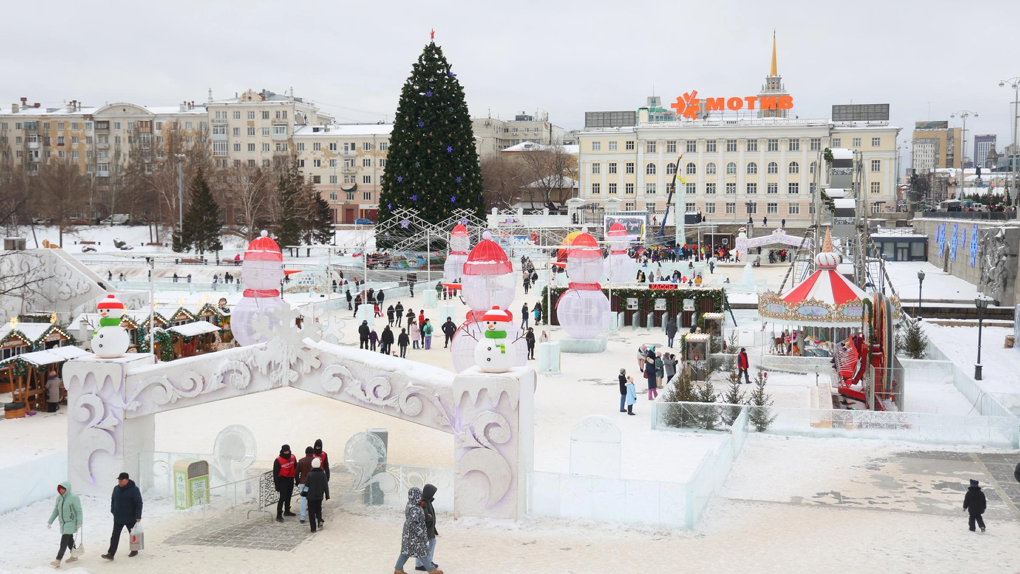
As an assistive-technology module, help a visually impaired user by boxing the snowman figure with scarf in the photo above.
[474,306,518,373]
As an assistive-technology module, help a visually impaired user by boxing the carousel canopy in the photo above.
[757,230,867,328]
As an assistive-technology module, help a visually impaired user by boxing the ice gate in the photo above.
[63,318,535,520]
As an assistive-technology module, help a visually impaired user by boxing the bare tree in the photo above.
[480,154,526,211]
[224,163,271,241]
[30,159,88,247]
[517,145,579,210]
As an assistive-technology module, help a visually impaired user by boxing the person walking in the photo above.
[422,319,434,350]
[665,318,677,348]
[414,484,441,572]
[523,273,531,295]
[387,305,396,326]
[346,289,353,311]
[410,320,420,349]
[381,325,395,355]
[295,446,315,524]
[520,303,529,329]
[441,317,456,348]
[963,479,987,532]
[738,348,751,384]
[47,481,83,568]
[645,348,658,400]
[101,472,142,561]
[312,439,330,501]
[304,458,328,532]
[525,327,536,360]
[369,329,378,352]
[395,303,404,327]
[377,289,385,306]
[398,329,410,358]
[272,445,297,522]
[637,345,647,372]
[618,369,628,413]
[625,376,637,415]
[406,308,415,330]
[358,320,370,350]
[533,302,542,326]
[394,487,441,574]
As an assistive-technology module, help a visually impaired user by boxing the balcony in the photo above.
[341,165,357,174]
[27,142,39,149]
[96,170,110,177]
[271,130,289,141]
[342,150,357,157]
[212,118,228,126]
[94,123,110,132]
[96,142,110,150]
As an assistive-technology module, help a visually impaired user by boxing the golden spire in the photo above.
[770,30,778,77]
[822,228,833,253]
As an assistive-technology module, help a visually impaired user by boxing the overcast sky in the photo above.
[4,0,1020,170]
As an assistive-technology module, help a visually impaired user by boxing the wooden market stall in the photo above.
[0,346,89,414]
[197,302,232,344]
[0,322,74,395]
[168,322,221,358]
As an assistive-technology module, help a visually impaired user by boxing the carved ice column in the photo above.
[453,366,535,520]
[65,354,157,497]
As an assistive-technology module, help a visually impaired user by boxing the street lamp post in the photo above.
[950,110,978,176]
[974,295,990,380]
[1000,78,1020,206]
[916,270,925,318]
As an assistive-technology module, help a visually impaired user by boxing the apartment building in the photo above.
[472,112,565,158]
[911,121,963,171]
[293,124,392,224]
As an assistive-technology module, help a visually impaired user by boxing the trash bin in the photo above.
[4,402,26,419]
[173,459,210,509]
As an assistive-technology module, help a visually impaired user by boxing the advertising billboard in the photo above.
[914,121,949,130]
[603,213,647,243]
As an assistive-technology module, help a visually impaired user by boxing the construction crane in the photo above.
[658,154,684,240]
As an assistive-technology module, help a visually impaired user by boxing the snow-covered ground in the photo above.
[885,261,980,301]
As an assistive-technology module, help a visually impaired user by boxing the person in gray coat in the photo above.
[665,318,678,348]
[663,353,678,382]
[395,487,441,574]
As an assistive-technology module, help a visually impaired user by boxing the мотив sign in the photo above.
[670,91,793,120]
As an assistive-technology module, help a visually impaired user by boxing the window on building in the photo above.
[706,183,717,194]
[666,163,676,175]
[852,137,861,147]
[810,138,821,151]
[263,159,271,167]
[767,139,778,151]
[233,143,241,152]
[625,141,635,150]
[810,161,817,174]
[746,202,757,214]
[684,162,695,175]
[666,140,676,153]
[608,183,617,194]
[609,162,617,174]
[789,182,799,194]
[789,161,799,174]
[646,163,656,175]
[721,202,734,214]
[379,159,386,168]
[686,182,696,195]
[706,162,717,175]
[725,139,736,152]
[364,191,372,201]
[592,141,601,151]
[747,162,758,174]
[231,127,240,137]
[871,203,881,213]
[747,183,757,194]
[625,183,635,194]
[363,158,371,167]
[726,162,737,175]
[329,159,337,167]
[871,137,881,147]
[646,141,656,153]
[363,142,371,151]
[311,175,321,184]
[247,143,255,152]
[592,162,601,174]
[646,183,656,194]
[706,203,716,214]
[313,159,322,168]
[261,111,269,120]
[832,138,841,147]
[363,175,371,184]
[247,127,256,136]
[789,139,800,151]
[789,204,800,215]
[297,143,305,152]
[871,159,881,172]
[706,140,717,152]
[686,140,697,153]
[871,181,881,194]
[57,136,64,146]
[345,191,355,201]
[685,202,695,212]
[767,183,778,194]
[232,111,240,120]
[747,139,758,152]
[379,142,388,151]
[647,203,657,212]
[726,182,736,194]
[592,183,601,195]
[810,183,817,194]
[609,141,618,151]
[262,143,270,152]
[767,161,778,174]
[767,202,778,214]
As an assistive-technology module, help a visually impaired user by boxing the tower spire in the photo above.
[770,30,778,77]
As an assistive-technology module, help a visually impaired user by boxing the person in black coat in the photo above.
[303,458,328,532]
[525,327,536,360]
[377,290,385,306]
[963,479,987,532]
[387,305,395,326]
[618,368,628,413]
[272,445,298,522]
[398,328,410,358]
[346,289,352,310]
[358,320,370,349]
[415,483,441,572]
[394,303,404,327]
[102,473,142,560]
[441,317,457,348]
[665,318,678,347]
[381,326,395,355]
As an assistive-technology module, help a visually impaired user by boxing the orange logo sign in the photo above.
[671,91,793,120]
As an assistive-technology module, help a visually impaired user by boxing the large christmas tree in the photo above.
[377,38,484,246]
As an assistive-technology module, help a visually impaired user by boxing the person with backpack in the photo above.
[963,479,987,532]
[47,481,83,568]
[422,319,434,350]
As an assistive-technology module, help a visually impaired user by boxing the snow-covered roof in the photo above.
[294,124,393,137]
[169,322,220,337]
[10,346,90,366]
[0,323,55,343]
[524,175,579,189]
[830,149,854,160]
[502,141,579,155]
[0,106,98,117]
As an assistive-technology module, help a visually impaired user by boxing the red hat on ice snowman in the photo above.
[482,306,512,324]
[464,231,512,276]
[244,230,283,262]
[97,294,126,312]
[568,227,601,259]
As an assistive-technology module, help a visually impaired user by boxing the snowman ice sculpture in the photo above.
[232,230,286,346]
[604,222,635,283]
[442,223,471,283]
[91,294,131,358]
[557,228,611,340]
[473,306,518,372]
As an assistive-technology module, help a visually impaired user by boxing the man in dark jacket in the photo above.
[1015,461,1020,484]
[272,445,298,522]
[665,318,678,347]
[304,458,328,532]
[963,479,987,532]
[295,446,314,524]
[525,327,536,360]
[377,289,384,306]
[415,483,440,572]
[346,289,352,310]
[359,320,370,349]
[387,305,395,326]
[441,317,457,348]
[394,302,404,327]
[398,328,410,358]
[618,369,628,413]
[313,439,330,501]
[381,325,395,354]
[102,472,142,560]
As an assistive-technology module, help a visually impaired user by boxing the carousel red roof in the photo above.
[463,231,512,275]
[782,230,867,307]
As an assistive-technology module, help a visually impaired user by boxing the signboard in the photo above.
[603,213,646,243]
[670,90,793,120]
[626,298,639,310]
[683,299,695,311]
[832,104,889,122]
[914,120,949,130]
[654,298,667,311]
[650,283,677,291]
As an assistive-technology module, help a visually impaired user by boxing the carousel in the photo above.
[757,230,900,411]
